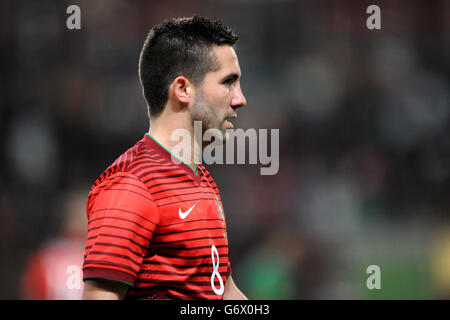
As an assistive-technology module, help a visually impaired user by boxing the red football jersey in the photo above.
[83,133,231,299]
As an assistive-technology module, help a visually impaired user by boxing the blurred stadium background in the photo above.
[1,0,449,299]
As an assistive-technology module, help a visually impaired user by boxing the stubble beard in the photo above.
[191,89,228,145]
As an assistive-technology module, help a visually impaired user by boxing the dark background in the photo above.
[0,0,449,299]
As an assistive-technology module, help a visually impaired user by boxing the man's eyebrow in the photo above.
[221,73,240,82]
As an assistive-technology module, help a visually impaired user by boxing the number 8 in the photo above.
[211,245,224,295]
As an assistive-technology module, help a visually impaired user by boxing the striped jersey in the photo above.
[83,133,231,300]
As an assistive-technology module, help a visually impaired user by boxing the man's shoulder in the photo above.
[199,164,220,191]
[92,136,167,188]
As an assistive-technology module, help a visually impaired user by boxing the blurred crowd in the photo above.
[1,0,449,299]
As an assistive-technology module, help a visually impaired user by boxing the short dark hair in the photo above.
[138,16,238,117]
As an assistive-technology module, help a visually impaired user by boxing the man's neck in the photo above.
[148,119,202,173]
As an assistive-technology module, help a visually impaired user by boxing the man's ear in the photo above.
[170,76,192,105]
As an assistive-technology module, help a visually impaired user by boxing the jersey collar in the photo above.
[144,133,201,184]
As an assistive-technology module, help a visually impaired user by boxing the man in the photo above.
[82,16,247,300]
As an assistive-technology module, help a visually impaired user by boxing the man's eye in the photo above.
[223,77,236,85]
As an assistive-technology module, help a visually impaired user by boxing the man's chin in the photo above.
[221,125,231,143]
[217,128,229,144]
[203,126,228,145]
[223,130,230,143]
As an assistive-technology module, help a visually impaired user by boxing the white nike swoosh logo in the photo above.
[179,204,196,219]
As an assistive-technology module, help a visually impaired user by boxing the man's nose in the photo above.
[230,85,246,109]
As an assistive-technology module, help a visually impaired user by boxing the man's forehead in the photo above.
[210,45,241,74]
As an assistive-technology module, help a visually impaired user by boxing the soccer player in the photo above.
[82,16,247,300]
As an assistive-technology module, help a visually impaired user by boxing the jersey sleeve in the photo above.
[83,172,158,286]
